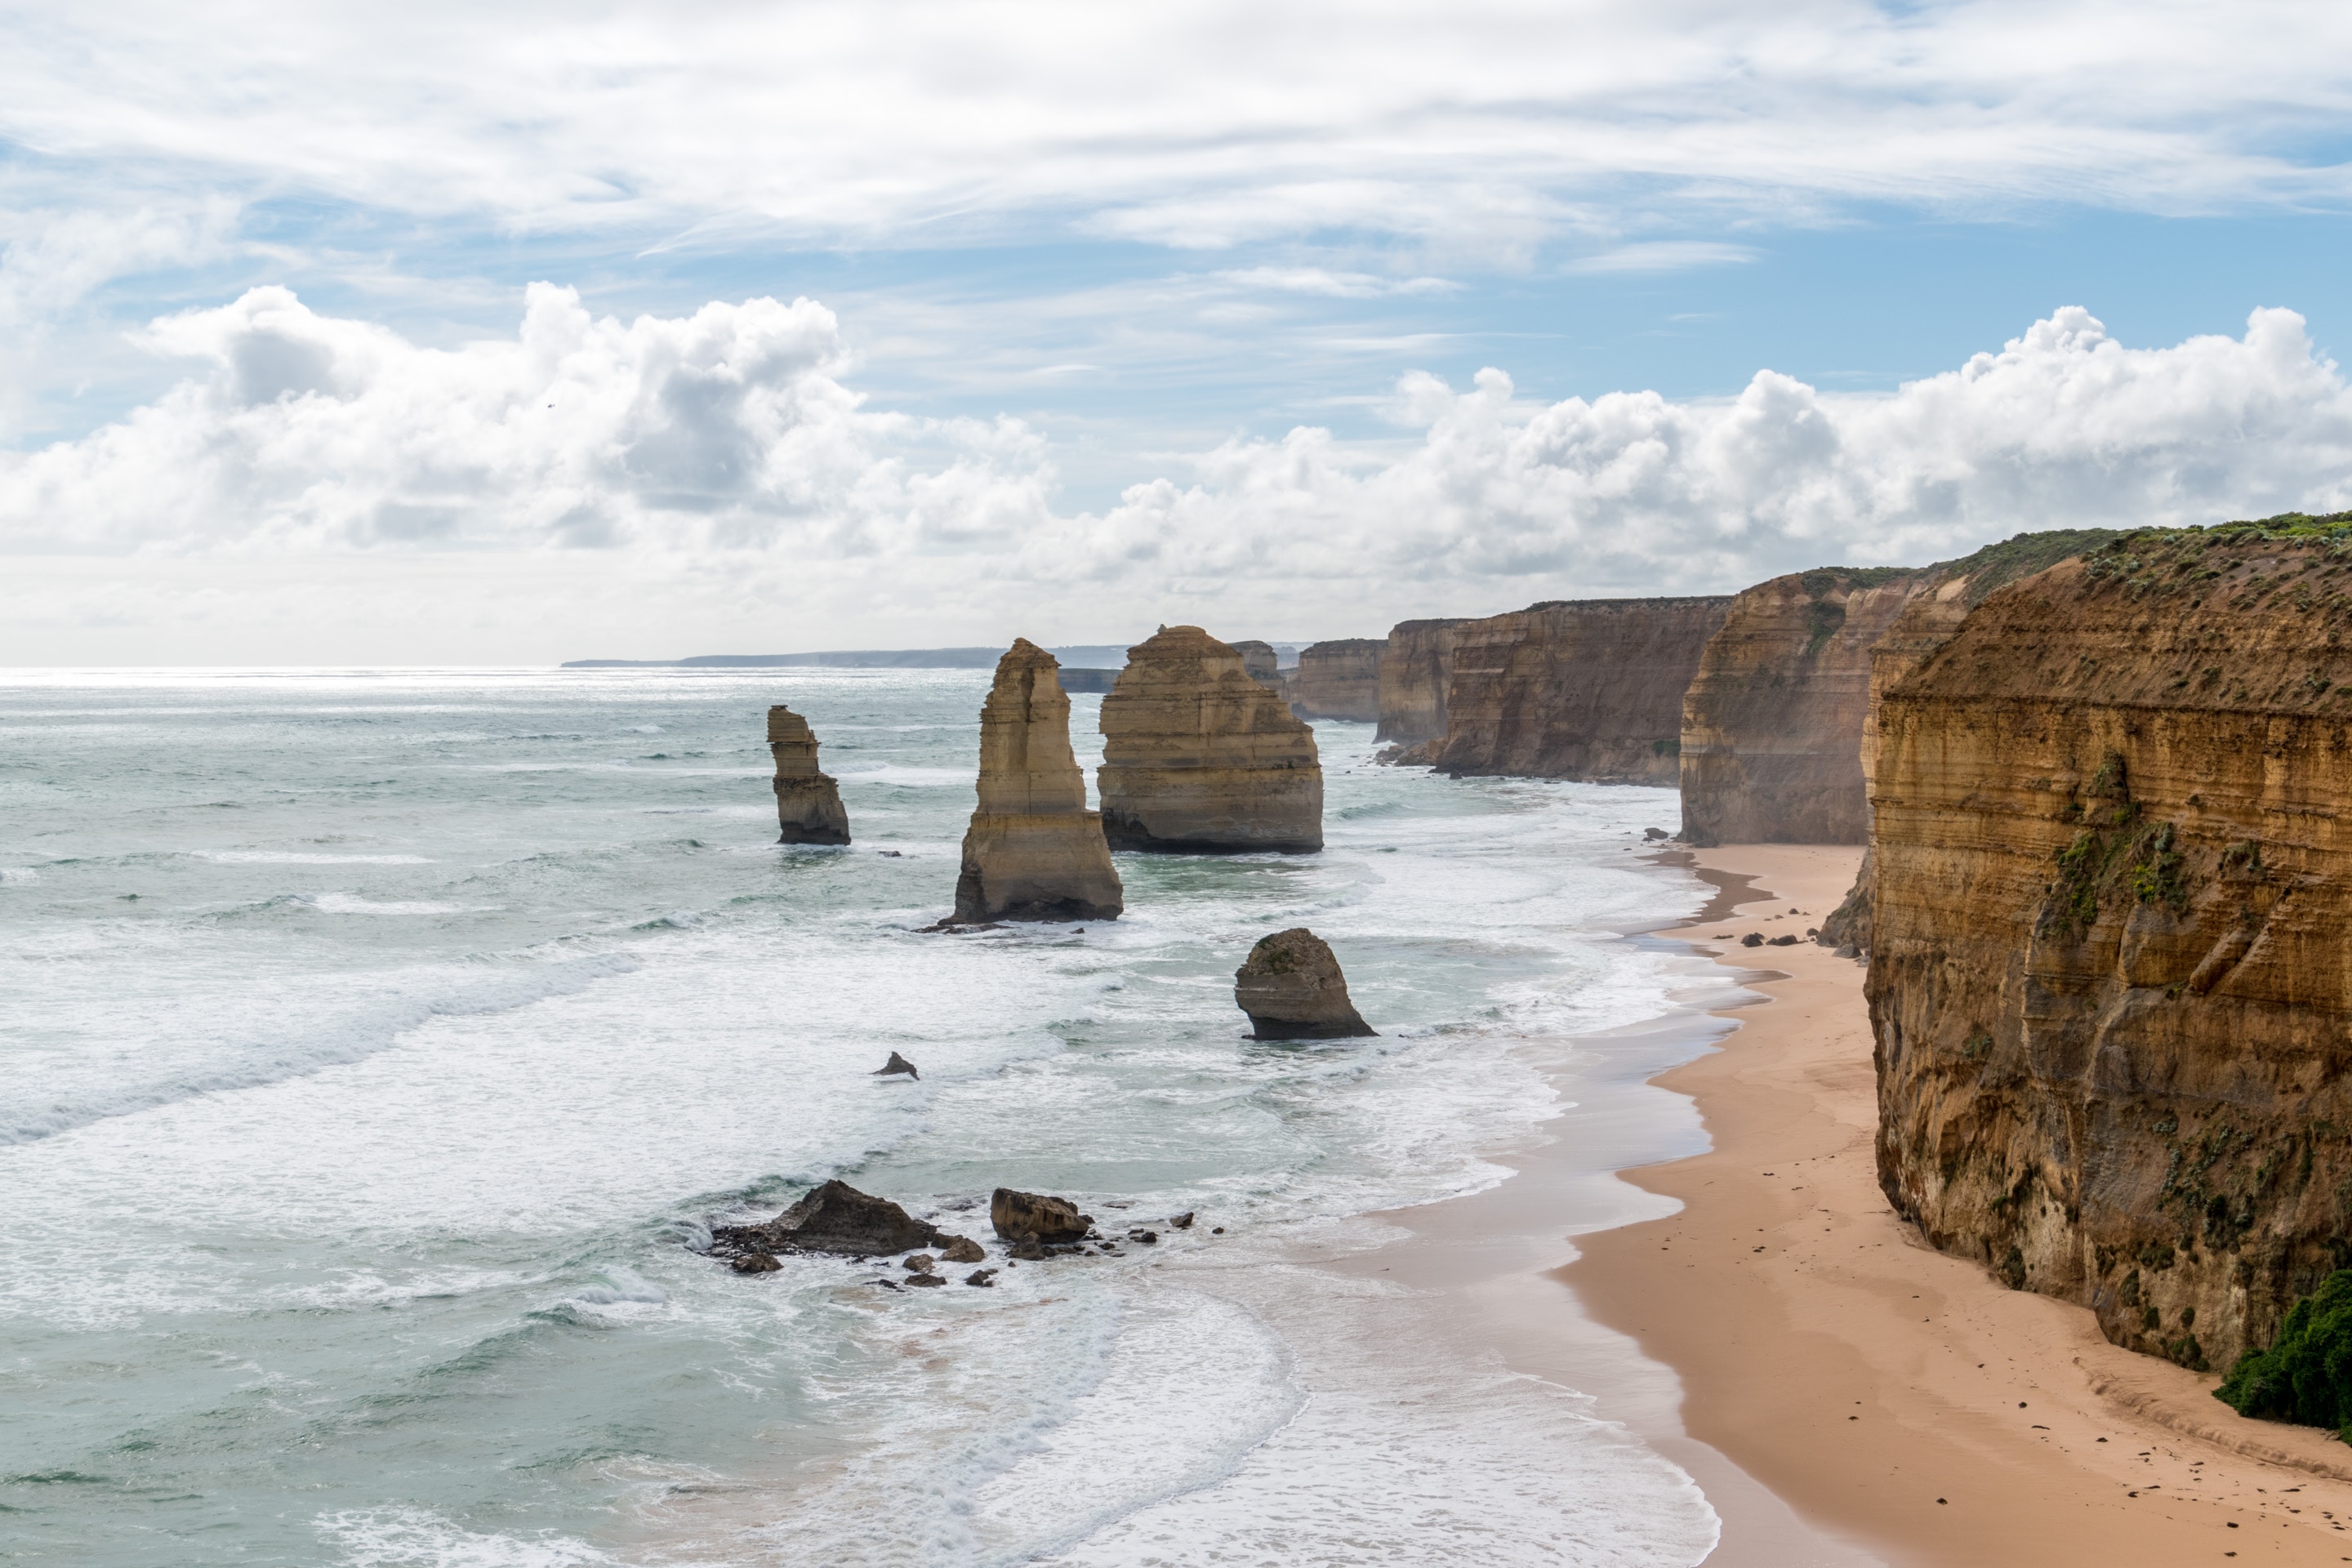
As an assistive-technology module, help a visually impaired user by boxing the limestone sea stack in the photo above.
[1287,639,1383,721]
[1228,639,1285,688]
[1234,928,1374,1039]
[1869,515,2352,1370]
[952,640,1124,923]
[1432,598,1733,782]
[768,705,851,844]
[1097,626,1323,853]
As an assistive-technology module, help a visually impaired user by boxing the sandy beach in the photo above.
[1566,844,2352,1565]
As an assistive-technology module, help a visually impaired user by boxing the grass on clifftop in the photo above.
[1925,528,2125,604]
[2214,1268,2352,1439]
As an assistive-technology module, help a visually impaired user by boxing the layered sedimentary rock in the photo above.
[1869,515,2352,1370]
[1431,598,1733,782]
[768,706,852,844]
[1806,532,2120,947]
[1234,928,1375,1039]
[1376,618,1467,746]
[1677,571,1919,845]
[953,640,1124,923]
[1288,639,1383,722]
[1228,639,1285,688]
[1096,626,1323,853]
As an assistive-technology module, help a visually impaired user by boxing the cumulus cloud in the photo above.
[3,288,2350,661]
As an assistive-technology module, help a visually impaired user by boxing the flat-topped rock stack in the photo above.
[767,705,852,844]
[1376,618,1466,748]
[1097,626,1323,853]
[1227,639,1285,689]
[1288,639,1383,721]
[953,639,1125,924]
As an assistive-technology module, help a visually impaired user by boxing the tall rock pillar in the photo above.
[1098,625,1322,853]
[768,706,851,844]
[954,640,1125,923]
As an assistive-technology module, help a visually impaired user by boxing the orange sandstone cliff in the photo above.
[1288,639,1383,722]
[1430,598,1732,784]
[1869,515,2352,1370]
[1677,569,1920,845]
[1376,618,1467,746]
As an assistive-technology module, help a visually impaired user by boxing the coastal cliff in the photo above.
[1097,626,1323,853]
[1677,571,1918,845]
[1430,598,1732,783]
[767,706,852,844]
[953,640,1123,923]
[1289,639,1383,722]
[1376,618,1466,745]
[1869,515,2352,1370]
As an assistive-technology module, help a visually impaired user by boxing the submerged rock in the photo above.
[768,706,851,844]
[712,1179,946,1258]
[952,640,1124,924]
[731,1253,782,1274]
[874,1051,920,1080]
[1097,625,1323,854]
[991,1187,1090,1243]
[1234,928,1375,1040]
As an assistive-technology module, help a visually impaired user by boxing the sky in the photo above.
[3,0,2352,663]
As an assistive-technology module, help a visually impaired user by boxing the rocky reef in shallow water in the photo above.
[1096,625,1323,853]
[1869,515,2352,1370]
[1376,618,1466,748]
[768,706,852,844]
[953,639,1124,923]
[1288,639,1383,721]
[1430,598,1732,782]
[1677,570,1921,846]
[1234,927,1374,1039]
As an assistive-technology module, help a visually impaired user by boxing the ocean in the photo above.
[0,666,1738,1566]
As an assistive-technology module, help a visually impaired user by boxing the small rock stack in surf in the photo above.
[768,705,851,844]
[953,639,1124,923]
[1097,625,1323,853]
[1234,927,1375,1039]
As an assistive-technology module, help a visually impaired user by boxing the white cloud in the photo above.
[1564,242,1762,275]
[0,2,2345,257]
[3,291,2350,662]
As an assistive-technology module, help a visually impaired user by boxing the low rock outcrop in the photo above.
[992,1187,1090,1243]
[1431,598,1733,782]
[1096,626,1323,853]
[1869,514,2352,1371]
[953,640,1124,923]
[1234,928,1375,1039]
[768,706,852,844]
[1288,639,1383,721]
[712,1179,949,1258]
[1376,618,1466,745]
[1677,570,1920,845]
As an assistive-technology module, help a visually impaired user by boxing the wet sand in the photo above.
[1569,844,2352,1565]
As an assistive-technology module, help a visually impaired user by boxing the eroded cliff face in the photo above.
[954,639,1123,923]
[1678,570,1918,846]
[1431,598,1731,783]
[1376,619,1466,745]
[1870,516,2352,1370]
[1289,639,1383,722]
[1097,626,1322,853]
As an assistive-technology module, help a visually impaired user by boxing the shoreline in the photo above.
[1568,844,2352,1564]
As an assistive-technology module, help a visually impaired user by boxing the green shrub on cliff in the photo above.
[2213,1269,2352,1438]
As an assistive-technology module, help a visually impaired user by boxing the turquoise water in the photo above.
[0,667,1721,1566]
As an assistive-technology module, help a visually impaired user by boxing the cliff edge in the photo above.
[1870,514,2352,1370]
[1432,598,1732,783]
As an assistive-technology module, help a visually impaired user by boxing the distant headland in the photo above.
[561,644,1306,671]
